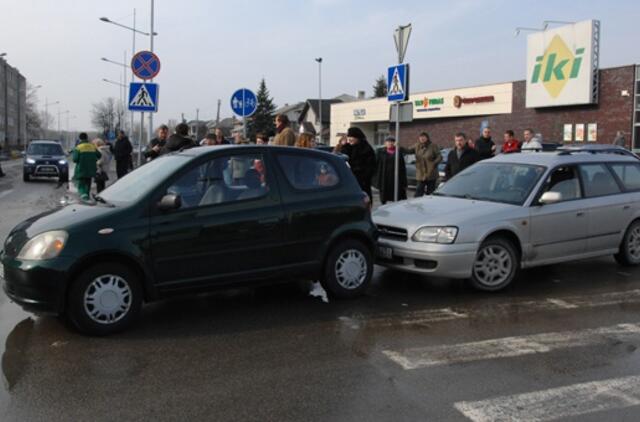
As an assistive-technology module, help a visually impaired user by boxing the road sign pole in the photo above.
[394,101,400,202]
[148,0,155,159]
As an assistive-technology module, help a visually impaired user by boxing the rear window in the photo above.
[611,163,640,191]
[578,164,621,197]
[276,154,340,190]
[28,143,64,156]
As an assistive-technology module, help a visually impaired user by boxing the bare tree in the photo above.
[25,84,43,139]
[91,97,120,138]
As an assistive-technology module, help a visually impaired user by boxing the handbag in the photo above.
[95,171,109,182]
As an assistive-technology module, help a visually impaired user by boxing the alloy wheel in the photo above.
[473,245,513,287]
[628,226,640,261]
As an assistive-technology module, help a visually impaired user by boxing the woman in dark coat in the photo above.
[375,136,407,204]
[344,127,376,200]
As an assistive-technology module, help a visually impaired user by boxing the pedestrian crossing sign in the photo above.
[128,82,159,112]
[387,64,409,102]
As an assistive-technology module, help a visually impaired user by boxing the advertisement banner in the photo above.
[526,20,599,108]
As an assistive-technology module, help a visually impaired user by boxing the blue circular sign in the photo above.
[230,88,257,117]
[131,51,161,80]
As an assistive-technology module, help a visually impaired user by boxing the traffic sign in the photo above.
[387,64,409,102]
[131,51,161,80]
[230,88,257,117]
[128,83,159,112]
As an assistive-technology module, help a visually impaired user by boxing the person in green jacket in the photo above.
[72,132,101,201]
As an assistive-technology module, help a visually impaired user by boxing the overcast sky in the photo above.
[1,0,638,133]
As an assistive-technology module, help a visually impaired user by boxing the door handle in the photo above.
[259,217,280,224]
[576,212,585,217]
[624,205,632,210]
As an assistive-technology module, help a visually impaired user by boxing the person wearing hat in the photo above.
[375,136,407,204]
[344,127,376,200]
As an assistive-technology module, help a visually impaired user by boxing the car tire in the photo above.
[469,236,519,292]
[322,239,373,299]
[614,220,640,266]
[66,262,143,336]
[23,173,30,182]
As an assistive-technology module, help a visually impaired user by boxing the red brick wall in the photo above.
[399,65,636,149]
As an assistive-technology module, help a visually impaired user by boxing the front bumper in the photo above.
[1,251,73,314]
[376,239,478,279]
[24,164,68,178]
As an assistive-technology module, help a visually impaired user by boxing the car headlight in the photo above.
[17,231,68,260]
[58,160,67,165]
[412,226,458,244]
[26,158,36,164]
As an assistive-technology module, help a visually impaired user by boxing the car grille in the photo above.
[377,225,408,242]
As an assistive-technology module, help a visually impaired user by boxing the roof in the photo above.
[299,99,343,124]
[174,144,342,161]
[274,102,305,115]
[488,149,638,167]
[29,139,61,144]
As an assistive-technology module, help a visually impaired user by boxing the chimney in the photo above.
[357,90,366,100]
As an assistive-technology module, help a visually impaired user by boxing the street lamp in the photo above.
[99,16,156,36]
[315,58,323,144]
[101,54,129,131]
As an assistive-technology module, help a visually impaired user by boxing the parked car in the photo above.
[23,140,69,183]
[373,147,640,291]
[2,146,376,335]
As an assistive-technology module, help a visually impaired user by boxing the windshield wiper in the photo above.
[93,194,115,207]
[431,192,447,197]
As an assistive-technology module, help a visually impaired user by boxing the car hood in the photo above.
[3,204,116,257]
[26,154,66,161]
[373,196,520,231]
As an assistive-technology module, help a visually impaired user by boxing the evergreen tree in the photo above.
[373,75,388,98]
[247,78,276,141]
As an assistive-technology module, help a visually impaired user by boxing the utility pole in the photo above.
[195,108,199,139]
[393,24,411,202]
[148,0,155,155]
[216,99,221,125]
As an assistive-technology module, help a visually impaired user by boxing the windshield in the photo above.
[98,154,192,205]
[27,143,64,156]
[437,163,546,205]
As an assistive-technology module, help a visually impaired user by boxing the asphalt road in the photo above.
[1,160,640,421]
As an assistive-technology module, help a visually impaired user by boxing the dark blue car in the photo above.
[23,140,69,183]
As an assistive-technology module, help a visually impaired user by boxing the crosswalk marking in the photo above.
[338,289,640,329]
[383,323,640,370]
[454,375,640,422]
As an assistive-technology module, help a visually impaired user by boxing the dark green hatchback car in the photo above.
[1,146,376,335]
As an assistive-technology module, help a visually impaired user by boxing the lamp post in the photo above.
[315,57,322,144]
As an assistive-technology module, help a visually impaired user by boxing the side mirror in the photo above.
[539,191,562,205]
[158,194,181,211]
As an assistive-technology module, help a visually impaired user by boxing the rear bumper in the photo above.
[376,239,478,279]
[1,251,72,314]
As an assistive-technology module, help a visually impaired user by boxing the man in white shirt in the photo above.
[521,128,542,151]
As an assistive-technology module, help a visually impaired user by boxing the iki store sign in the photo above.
[526,19,600,108]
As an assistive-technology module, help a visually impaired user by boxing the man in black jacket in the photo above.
[344,127,376,200]
[161,123,196,155]
[145,124,169,161]
[113,130,133,179]
[445,132,479,180]
[475,126,496,160]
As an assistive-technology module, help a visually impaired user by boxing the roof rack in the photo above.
[556,145,636,158]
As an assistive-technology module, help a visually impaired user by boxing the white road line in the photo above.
[0,189,14,200]
[383,323,640,370]
[340,289,640,329]
[454,375,640,422]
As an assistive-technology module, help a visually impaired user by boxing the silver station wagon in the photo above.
[373,147,640,291]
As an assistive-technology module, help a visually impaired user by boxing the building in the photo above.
[298,98,343,144]
[0,57,27,149]
[273,102,305,134]
[331,21,640,151]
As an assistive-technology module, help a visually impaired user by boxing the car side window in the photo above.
[579,164,621,198]
[611,163,640,191]
[167,153,269,209]
[276,154,340,190]
[541,166,581,202]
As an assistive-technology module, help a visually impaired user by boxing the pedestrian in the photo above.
[256,133,268,145]
[375,136,407,204]
[502,130,521,154]
[201,133,218,146]
[93,138,112,193]
[145,124,169,161]
[333,134,348,154]
[215,127,229,145]
[344,127,376,200]
[72,133,101,201]
[113,130,133,179]
[233,133,249,145]
[161,123,197,154]
[521,128,542,151]
[295,132,316,149]
[409,132,442,197]
[445,132,479,180]
[475,127,496,160]
[613,131,626,148]
[273,114,296,146]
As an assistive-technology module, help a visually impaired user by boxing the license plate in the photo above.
[40,167,55,173]
[377,246,393,260]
